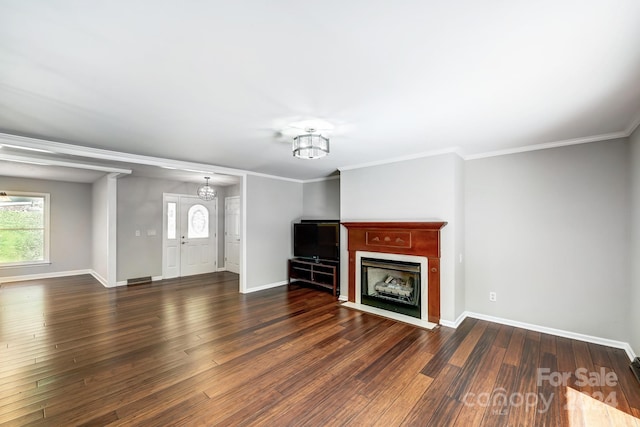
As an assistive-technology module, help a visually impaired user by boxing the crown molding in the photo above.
[463,131,629,161]
[244,170,303,183]
[625,111,640,137]
[302,175,340,184]
[339,147,465,172]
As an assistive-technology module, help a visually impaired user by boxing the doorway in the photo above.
[224,196,240,274]
[163,194,217,279]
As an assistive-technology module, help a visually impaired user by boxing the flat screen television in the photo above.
[293,220,339,261]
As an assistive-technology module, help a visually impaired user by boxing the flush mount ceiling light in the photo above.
[293,128,329,160]
[0,192,11,202]
[197,176,216,201]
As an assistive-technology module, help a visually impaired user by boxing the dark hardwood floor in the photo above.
[1,272,639,426]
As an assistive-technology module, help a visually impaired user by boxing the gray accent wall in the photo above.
[116,176,227,282]
[0,176,92,278]
[245,175,302,290]
[465,139,630,342]
[340,153,465,323]
[630,129,640,355]
[302,178,340,219]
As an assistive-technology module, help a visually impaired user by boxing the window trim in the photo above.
[0,191,50,268]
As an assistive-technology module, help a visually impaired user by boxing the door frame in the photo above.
[224,196,241,274]
[162,192,218,279]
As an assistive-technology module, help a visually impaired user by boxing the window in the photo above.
[0,192,50,266]
[188,204,209,239]
[167,202,177,240]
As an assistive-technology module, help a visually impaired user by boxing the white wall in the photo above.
[340,153,465,323]
[91,174,117,286]
[465,139,630,342]
[245,175,303,290]
[629,129,640,356]
[0,176,92,278]
[302,177,340,219]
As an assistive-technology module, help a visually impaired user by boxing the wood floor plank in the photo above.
[448,320,488,367]
[535,351,564,427]
[606,346,640,415]
[0,272,638,426]
[420,317,477,376]
[492,324,514,349]
[481,363,519,426]
[452,342,506,425]
[349,343,434,424]
[502,327,526,366]
[402,363,462,425]
[447,322,499,401]
[507,336,541,427]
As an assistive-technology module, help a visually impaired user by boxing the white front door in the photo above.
[224,196,240,274]
[163,194,217,279]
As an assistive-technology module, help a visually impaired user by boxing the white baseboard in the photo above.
[91,270,109,287]
[216,267,227,272]
[242,280,287,294]
[338,295,348,302]
[439,311,468,329]
[0,269,93,284]
[455,311,636,362]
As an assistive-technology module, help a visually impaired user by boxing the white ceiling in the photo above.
[1,0,640,182]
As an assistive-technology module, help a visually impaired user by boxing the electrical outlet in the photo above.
[489,292,497,302]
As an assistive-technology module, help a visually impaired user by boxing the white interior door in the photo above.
[224,196,240,274]
[163,194,217,279]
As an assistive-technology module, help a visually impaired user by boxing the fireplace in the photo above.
[342,221,447,327]
[361,258,421,318]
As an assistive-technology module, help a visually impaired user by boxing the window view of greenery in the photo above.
[0,196,45,264]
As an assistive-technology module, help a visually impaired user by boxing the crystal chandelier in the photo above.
[197,177,216,201]
[293,128,329,159]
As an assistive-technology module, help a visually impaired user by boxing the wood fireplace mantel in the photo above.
[341,221,447,324]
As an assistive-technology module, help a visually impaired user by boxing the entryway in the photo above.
[163,194,218,279]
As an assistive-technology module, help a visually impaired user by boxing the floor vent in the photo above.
[631,357,640,385]
[127,276,152,286]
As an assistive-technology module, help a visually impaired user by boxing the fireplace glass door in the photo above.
[361,258,421,318]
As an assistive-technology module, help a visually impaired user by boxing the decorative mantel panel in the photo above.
[341,221,447,324]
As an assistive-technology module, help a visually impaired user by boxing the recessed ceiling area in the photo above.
[1,1,639,181]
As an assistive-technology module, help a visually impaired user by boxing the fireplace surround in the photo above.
[342,221,447,326]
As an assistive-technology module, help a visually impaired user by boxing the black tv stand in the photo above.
[288,258,339,298]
